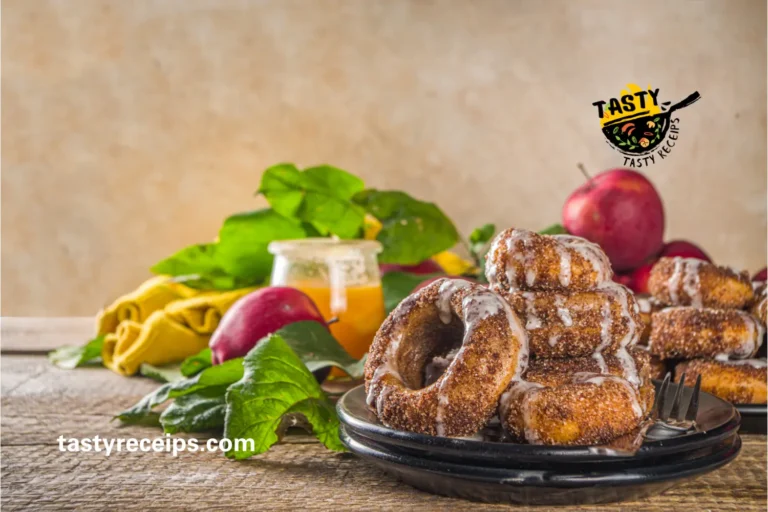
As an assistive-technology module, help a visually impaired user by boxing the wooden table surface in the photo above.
[2,318,766,511]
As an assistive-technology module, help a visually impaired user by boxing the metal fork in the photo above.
[646,372,702,439]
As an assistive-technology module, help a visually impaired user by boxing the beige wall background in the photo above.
[2,0,766,316]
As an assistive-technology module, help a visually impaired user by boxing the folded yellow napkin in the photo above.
[101,288,255,376]
[96,276,198,336]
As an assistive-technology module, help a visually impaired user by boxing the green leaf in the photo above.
[353,190,459,264]
[224,334,344,459]
[151,243,223,277]
[381,271,443,314]
[215,209,307,282]
[48,335,104,369]
[538,224,568,235]
[468,223,496,256]
[181,348,213,377]
[116,357,244,425]
[160,387,228,434]
[469,223,496,246]
[276,321,364,378]
[169,273,254,291]
[139,363,184,383]
[612,126,619,134]
[257,163,366,239]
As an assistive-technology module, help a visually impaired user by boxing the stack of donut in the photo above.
[646,257,767,404]
[365,228,654,446]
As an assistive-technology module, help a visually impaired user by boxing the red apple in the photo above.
[754,267,767,282]
[562,168,665,272]
[660,240,711,262]
[413,275,477,293]
[612,272,633,288]
[210,287,327,367]
[380,259,443,275]
[626,261,655,294]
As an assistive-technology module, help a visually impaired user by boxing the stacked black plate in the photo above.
[735,403,766,434]
[337,381,742,506]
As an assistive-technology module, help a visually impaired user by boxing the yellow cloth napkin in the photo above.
[101,288,255,376]
[96,276,198,336]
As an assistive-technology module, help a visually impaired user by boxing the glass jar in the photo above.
[268,239,386,361]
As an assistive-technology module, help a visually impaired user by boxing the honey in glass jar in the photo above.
[268,239,385,362]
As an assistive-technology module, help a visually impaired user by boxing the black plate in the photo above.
[340,426,741,505]
[735,403,766,434]
[338,381,740,466]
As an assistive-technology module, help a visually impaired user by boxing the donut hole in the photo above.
[393,304,465,390]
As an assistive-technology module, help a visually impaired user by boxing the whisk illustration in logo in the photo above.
[592,84,701,168]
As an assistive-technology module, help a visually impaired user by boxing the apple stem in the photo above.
[326,317,340,326]
[577,163,592,181]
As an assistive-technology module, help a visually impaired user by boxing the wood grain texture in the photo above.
[2,353,766,510]
[2,313,767,511]
[2,0,766,317]
[1,317,94,352]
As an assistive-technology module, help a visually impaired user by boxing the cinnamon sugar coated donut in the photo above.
[485,228,612,292]
[648,353,668,380]
[649,307,764,360]
[648,257,754,309]
[364,278,528,437]
[750,282,767,326]
[635,295,666,346]
[675,358,767,404]
[502,283,642,358]
[499,373,652,445]
[523,347,651,389]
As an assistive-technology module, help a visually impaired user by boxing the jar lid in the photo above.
[268,238,383,258]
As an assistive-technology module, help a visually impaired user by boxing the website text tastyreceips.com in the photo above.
[57,434,254,457]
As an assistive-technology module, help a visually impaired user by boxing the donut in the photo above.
[364,278,528,437]
[675,358,767,404]
[648,257,754,309]
[523,347,651,390]
[635,295,666,346]
[750,282,767,326]
[501,282,642,358]
[485,228,612,292]
[648,353,668,380]
[499,373,651,445]
[649,307,764,360]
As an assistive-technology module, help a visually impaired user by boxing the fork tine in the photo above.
[669,373,686,420]
[685,374,702,422]
[654,373,671,419]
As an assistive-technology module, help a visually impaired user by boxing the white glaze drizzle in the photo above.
[553,234,612,283]
[681,259,704,307]
[366,332,404,412]
[436,278,471,324]
[737,312,763,358]
[555,243,572,287]
[554,294,573,327]
[548,335,560,347]
[615,347,641,387]
[522,292,542,330]
[596,295,613,353]
[503,229,537,290]
[714,358,767,368]
[592,352,608,373]
[636,296,651,313]
[667,257,684,304]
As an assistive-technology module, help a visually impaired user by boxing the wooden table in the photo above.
[2,318,766,511]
